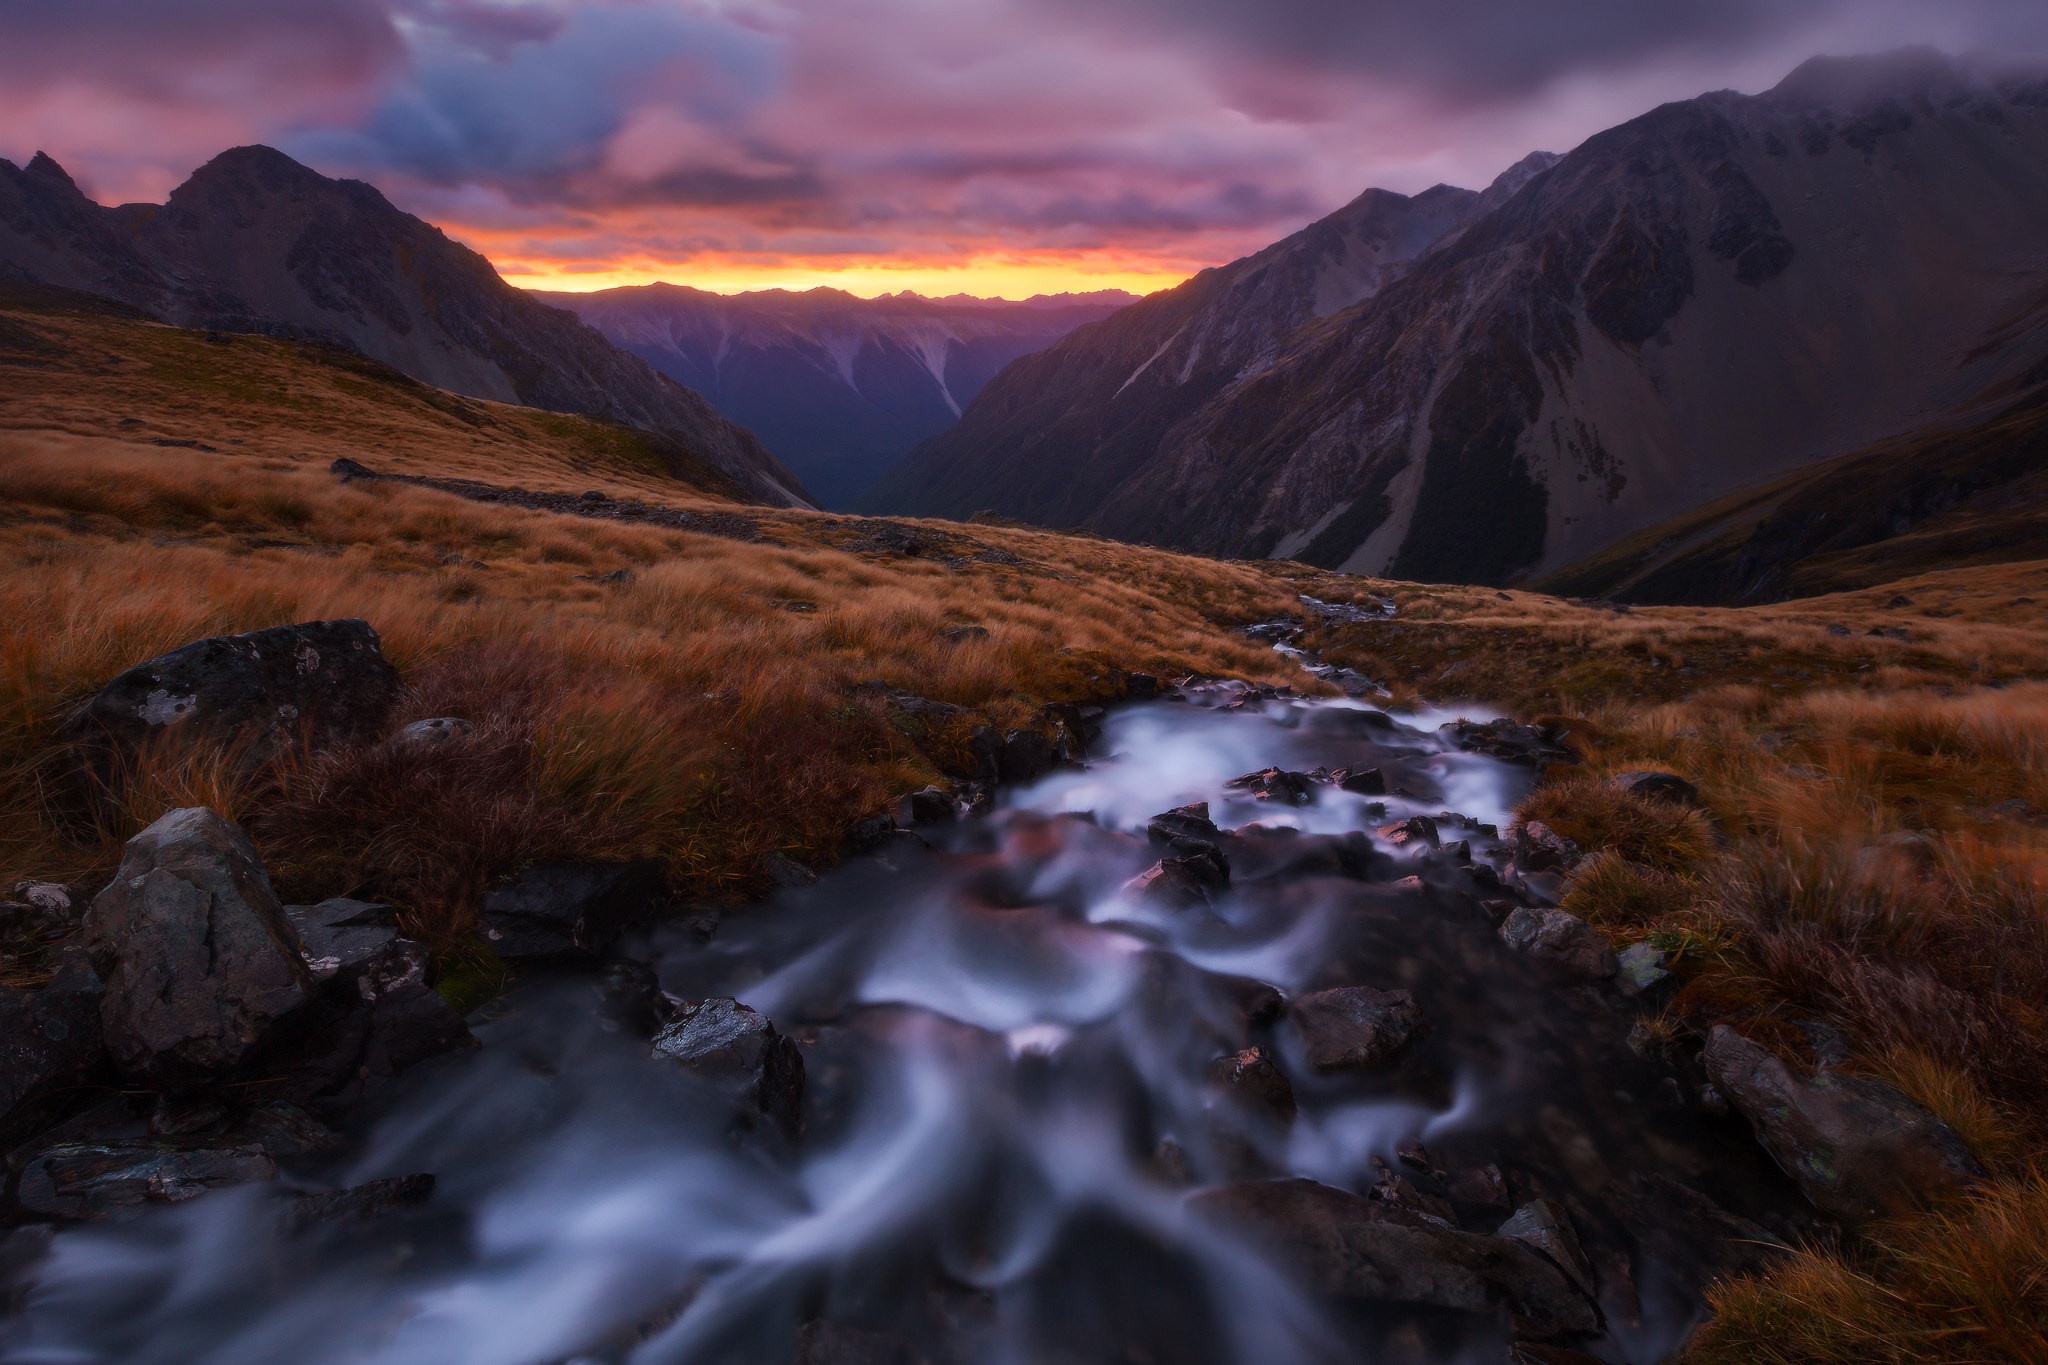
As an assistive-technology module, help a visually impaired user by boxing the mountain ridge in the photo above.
[871,49,2048,586]
[536,283,1128,506]
[0,146,811,508]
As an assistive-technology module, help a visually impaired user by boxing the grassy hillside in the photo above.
[1538,388,2048,606]
[5,292,2048,1360]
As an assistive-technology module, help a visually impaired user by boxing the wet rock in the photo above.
[1214,974,1285,1029]
[1368,1162,1457,1227]
[0,952,106,1139]
[1189,1179,1598,1335]
[481,860,664,960]
[1702,1025,1983,1222]
[1331,766,1386,795]
[14,1140,277,1220]
[1506,821,1581,873]
[595,959,674,1037]
[238,1102,340,1159]
[57,619,401,800]
[270,926,473,1112]
[83,807,313,1085]
[893,786,957,827]
[997,728,1054,784]
[1207,1046,1296,1122]
[1227,767,1316,805]
[285,1172,435,1231]
[1147,801,1227,854]
[1606,771,1702,807]
[1129,851,1229,909]
[1446,1163,1510,1212]
[653,998,804,1141]
[1292,986,1427,1070]
[1439,719,1578,767]
[764,853,819,889]
[1497,1199,1596,1299]
[1376,816,1440,850]
[148,1095,228,1138]
[285,898,399,982]
[795,1320,927,1365]
[1498,908,1616,979]
[396,716,471,746]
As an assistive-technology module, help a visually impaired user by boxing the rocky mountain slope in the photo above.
[536,286,1128,507]
[876,51,2048,586]
[0,147,811,507]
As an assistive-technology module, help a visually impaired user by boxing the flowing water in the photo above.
[0,685,1800,1365]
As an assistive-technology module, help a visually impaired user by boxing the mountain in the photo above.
[873,50,2048,587]
[535,285,1131,507]
[0,146,811,508]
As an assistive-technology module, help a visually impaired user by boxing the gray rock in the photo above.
[1292,986,1427,1070]
[1228,767,1316,805]
[1506,820,1582,873]
[1376,816,1439,849]
[1497,1198,1597,1299]
[396,716,471,746]
[7,882,87,934]
[0,951,105,1138]
[481,860,664,960]
[273,929,472,1111]
[894,786,957,827]
[997,728,1054,784]
[15,1140,278,1220]
[1499,907,1616,979]
[1703,1026,1984,1222]
[284,898,398,982]
[1606,771,1702,807]
[83,808,313,1084]
[285,1172,435,1231]
[653,998,804,1141]
[764,853,819,889]
[1189,1179,1598,1335]
[57,620,401,801]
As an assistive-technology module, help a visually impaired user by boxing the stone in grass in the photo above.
[1291,987,1427,1071]
[1499,907,1616,980]
[1614,941,1670,995]
[653,998,805,1142]
[83,807,314,1086]
[1703,1026,1983,1223]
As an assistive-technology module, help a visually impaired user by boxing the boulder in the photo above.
[1207,1046,1297,1122]
[481,860,664,960]
[1499,908,1616,979]
[1439,719,1579,767]
[1605,771,1702,807]
[285,898,400,982]
[894,786,957,827]
[0,951,106,1139]
[57,619,401,799]
[15,1140,278,1220]
[1332,767,1386,795]
[653,998,804,1141]
[1702,1026,1983,1222]
[1377,816,1440,850]
[1146,802,1230,863]
[1506,821,1582,873]
[1227,767,1317,805]
[1292,987,1427,1071]
[1128,853,1228,909]
[997,728,1054,784]
[83,808,313,1084]
[1497,1199,1597,1299]
[1189,1179,1598,1335]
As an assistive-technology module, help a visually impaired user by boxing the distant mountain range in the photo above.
[535,285,1131,507]
[0,146,810,507]
[872,50,2048,589]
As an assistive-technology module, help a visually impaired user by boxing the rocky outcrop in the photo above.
[1290,987,1427,1070]
[82,808,314,1085]
[1702,1025,1983,1222]
[58,619,401,800]
[1498,908,1616,979]
[653,998,805,1141]
[481,861,666,961]
[1190,1178,1599,1335]
[0,146,811,507]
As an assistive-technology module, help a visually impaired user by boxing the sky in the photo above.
[5,1,2048,298]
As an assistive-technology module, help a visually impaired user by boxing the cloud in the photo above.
[6,0,2048,291]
